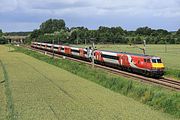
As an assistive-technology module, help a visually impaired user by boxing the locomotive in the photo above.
[31,42,165,78]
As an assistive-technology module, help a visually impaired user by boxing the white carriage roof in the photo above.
[100,50,156,58]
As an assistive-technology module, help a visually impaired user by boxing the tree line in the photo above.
[29,19,180,44]
[5,31,31,36]
[1,19,180,44]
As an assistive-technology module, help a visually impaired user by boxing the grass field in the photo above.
[0,45,179,120]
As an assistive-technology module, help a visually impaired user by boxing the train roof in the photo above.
[33,42,160,59]
[99,50,155,58]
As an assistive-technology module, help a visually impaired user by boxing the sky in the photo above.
[0,0,180,32]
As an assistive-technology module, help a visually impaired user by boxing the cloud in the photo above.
[2,0,179,17]
[0,0,17,12]
[30,1,89,9]
[0,22,39,32]
[0,0,180,31]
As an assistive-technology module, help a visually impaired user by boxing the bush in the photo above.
[0,37,8,44]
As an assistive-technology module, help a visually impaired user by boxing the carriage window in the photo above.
[54,47,59,49]
[101,54,118,60]
[72,49,79,53]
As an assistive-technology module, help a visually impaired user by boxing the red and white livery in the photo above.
[31,42,165,77]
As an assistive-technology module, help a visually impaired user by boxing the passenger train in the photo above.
[31,42,165,78]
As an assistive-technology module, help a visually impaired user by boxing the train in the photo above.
[31,42,165,78]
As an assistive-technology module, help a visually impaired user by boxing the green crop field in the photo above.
[0,45,178,120]
[0,58,7,119]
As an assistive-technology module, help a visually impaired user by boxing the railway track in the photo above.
[24,46,180,91]
[159,78,180,86]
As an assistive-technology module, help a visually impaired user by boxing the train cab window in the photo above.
[157,59,162,63]
[144,59,147,62]
[152,59,157,63]
[147,59,151,63]
[151,59,162,63]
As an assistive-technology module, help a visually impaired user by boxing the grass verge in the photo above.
[0,60,16,120]
[165,68,180,80]
[13,46,180,118]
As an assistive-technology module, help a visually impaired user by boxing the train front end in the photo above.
[150,57,165,77]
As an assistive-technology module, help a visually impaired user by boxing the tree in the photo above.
[40,19,65,33]
[30,29,43,39]
[0,37,7,44]
[134,36,142,44]
[175,37,180,44]
[135,27,152,36]
[156,29,169,36]
[0,29,2,37]
[110,27,124,35]
[176,29,180,35]
[165,35,175,44]
[58,29,69,43]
